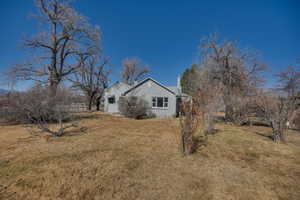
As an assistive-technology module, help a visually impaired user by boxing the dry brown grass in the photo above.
[0,112,300,200]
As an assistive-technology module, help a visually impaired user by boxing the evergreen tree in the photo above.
[180,64,200,95]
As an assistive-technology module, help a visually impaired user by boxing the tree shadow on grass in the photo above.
[215,116,225,122]
[253,131,274,141]
[246,121,270,127]
[72,113,105,121]
[207,129,219,135]
[191,134,213,154]
[60,126,88,137]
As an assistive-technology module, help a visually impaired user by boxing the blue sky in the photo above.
[0,0,299,90]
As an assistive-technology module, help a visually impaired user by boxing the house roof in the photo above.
[166,86,182,96]
[123,77,177,96]
[106,81,131,92]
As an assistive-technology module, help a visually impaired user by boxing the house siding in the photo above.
[124,79,177,118]
[104,83,131,113]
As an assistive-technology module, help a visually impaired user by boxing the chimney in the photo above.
[177,76,182,93]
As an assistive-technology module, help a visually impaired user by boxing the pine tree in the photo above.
[180,64,200,95]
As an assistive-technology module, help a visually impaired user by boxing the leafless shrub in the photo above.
[178,81,223,156]
[0,92,24,123]
[118,96,153,119]
[0,85,80,136]
[179,101,202,155]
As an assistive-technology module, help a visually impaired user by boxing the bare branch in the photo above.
[69,53,111,110]
[199,34,266,123]
[120,57,149,85]
[10,0,101,96]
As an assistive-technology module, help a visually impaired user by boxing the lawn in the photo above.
[0,112,300,200]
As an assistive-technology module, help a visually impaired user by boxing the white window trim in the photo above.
[108,95,116,104]
[152,96,169,109]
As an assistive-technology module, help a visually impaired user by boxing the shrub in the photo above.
[118,96,152,119]
[0,85,78,136]
[179,100,203,155]
[178,86,222,156]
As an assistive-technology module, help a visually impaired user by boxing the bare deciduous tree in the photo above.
[255,65,300,142]
[256,94,294,142]
[10,0,100,96]
[200,34,266,123]
[120,58,149,85]
[70,54,110,110]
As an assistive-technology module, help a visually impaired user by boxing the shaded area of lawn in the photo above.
[0,112,300,200]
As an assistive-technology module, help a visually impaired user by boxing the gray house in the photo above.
[104,77,188,118]
[104,82,131,113]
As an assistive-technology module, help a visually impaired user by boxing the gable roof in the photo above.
[106,81,131,92]
[123,77,176,96]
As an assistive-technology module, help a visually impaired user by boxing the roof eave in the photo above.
[123,77,176,96]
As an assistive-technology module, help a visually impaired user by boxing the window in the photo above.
[164,97,168,107]
[152,97,168,108]
[157,97,164,107]
[108,96,115,104]
[152,97,156,107]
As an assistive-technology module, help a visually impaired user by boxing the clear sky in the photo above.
[0,0,299,90]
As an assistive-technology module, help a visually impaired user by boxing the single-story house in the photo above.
[104,77,188,118]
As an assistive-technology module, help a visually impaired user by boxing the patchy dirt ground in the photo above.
[0,112,300,200]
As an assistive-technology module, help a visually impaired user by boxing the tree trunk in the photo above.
[271,120,286,142]
[87,96,93,111]
[95,92,104,111]
[96,97,101,111]
[49,70,60,97]
[204,112,214,135]
[87,92,97,111]
[225,104,234,122]
[49,80,59,97]
[223,90,235,123]
[272,127,282,142]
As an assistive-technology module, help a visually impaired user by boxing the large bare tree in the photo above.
[200,34,266,123]
[120,57,149,85]
[10,0,100,96]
